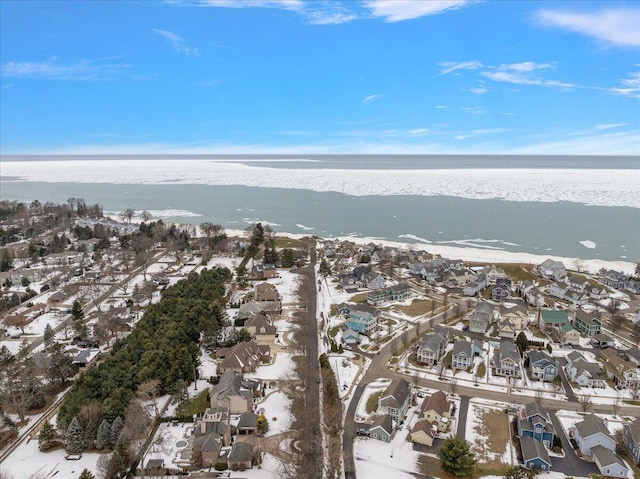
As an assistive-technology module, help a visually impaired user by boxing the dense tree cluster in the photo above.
[57,267,231,428]
[438,436,476,476]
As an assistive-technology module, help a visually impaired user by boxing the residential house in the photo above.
[567,274,589,292]
[236,411,259,435]
[367,283,412,306]
[468,302,496,334]
[564,290,590,306]
[72,348,101,368]
[216,341,271,374]
[196,407,231,446]
[627,348,640,367]
[539,310,570,334]
[492,340,521,377]
[209,371,261,414]
[363,271,385,290]
[227,442,254,471]
[343,328,360,345]
[345,304,380,335]
[539,259,565,279]
[586,285,608,300]
[574,310,602,337]
[571,414,616,455]
[626,278,640,295]
[416,329,449,366]
[517,402,555,447]
[599,269,629,289]
[549,281,570,300]
[622,418,640,465]
[378,379,413,424]
[235,302,265,323]
[419,391,451,432]
[253,282,280,303]
[592,333,615,349]
[527,350,558,382]
[445,267,469,287]
[480,265,507,283]
[250,263,277,280]
[565,351,605,388]
[463,273,488,297]
[410,419,438,447]
[499,303,529,331]
[192,433,223,467]
[451,339,482,371]
[539,259,566,280]
[591,446,629,478]
[560,323,581,346]
[520,282,545,308]
[244,314,277,346]
[601,348,639,389]
[498,318,517,339]
[369,415,394,442]
[520,436,552,471]
[492,277,512,301]
[339,274,359,292]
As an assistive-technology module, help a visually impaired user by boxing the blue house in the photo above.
[517,403,555,447]
[527,350,558,382]
[345,305,380,335]
[521,436,551,471]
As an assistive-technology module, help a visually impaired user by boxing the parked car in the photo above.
[356,428,370,436]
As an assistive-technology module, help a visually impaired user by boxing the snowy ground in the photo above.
[246,352,296,381]
[256,391,293,437]
[356,379,392,422]
[328,354,362,399]
[465,398,515,465]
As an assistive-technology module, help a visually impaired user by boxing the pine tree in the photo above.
[95,419,111,450]
[65,417,85,454]
[438,436,476,476]
[112,438,131,474]
[109,416,124,448]
[78,469,95,479]
[38,420,57,451]
[43,324,54,346]
[71,300,84,321]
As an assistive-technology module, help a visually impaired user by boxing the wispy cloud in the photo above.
[535,8,640,48]
[437,60,483,76]
[595,123,627,130]
[171,0,303,10]
[1,56,130,81]
[363,0,478,22]
[1,83,15,90]
[462,106,485,115]
[469,86,488,94]
[435,105,448,109]
[362,94,381,104]
[153,29,200,56]
[610,71,640,98]
[481,62,577,89]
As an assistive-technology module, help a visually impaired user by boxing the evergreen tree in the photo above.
[112,438,131,474]
[78,468,96,479]
[438,436,476,476]
[65,417,85,453]
[43,323,54,346]
[71,300,84,321]
[95,419,111,450]
[280,248,296,268]
[516,331,529,353]
[38,420,57,451]
[109,416,124,448]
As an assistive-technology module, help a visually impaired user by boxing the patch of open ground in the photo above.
[472,409,511,466]
[392,299,442,317]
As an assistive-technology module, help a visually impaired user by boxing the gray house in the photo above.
[527,350,558,382]
[451,339,482,371]
[369,414,394,442]
[492,340,521,377]
[622,418,640,465]
[572,414,616,456]
[468,302,495,334]
[591,446,629,478]
[378,378,412,425]
[416,330,449,366]
[565,351,605,388]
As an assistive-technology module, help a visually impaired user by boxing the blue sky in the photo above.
[1,0,639,155]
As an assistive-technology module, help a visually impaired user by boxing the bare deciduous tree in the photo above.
[577,393,593,414]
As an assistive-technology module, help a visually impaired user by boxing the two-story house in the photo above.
[565,351,605,388]
[378,378,413,425]
[492,340,521,377]
[571,414,616,455]
[601,348,639,389]
[492,277,512,301]
[622,418,640,465]
[527,350,558,382]
[574,310,602,337]
[416,330,449,366]
[468,302,496,334]
[451,339,482,371]
[517,402,555,447]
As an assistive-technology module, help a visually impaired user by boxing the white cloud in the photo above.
[1,56,130,81]
[363,0,477,22]
[469,86,488,94]
[462,106,485,114]
[536,8,640,48]
[362,94,381,104]
[595,123,627,130]
[182,0,303,10]
[407,128,431,136]
[610,72,640,98]
[471,128,509,135]
[438,60,483,75]
[435,105,448,109]
[480,62,576,89]
[153,29,200,56]
[306,10,358,25]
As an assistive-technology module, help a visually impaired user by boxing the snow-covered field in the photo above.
[257,391,293,437]
[246,352,296,381]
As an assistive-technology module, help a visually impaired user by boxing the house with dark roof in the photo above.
[250,263,277,280]
[451,339,482,371]
[492,277,512,301]
[244,314,277,345]
[520,436,552,471]
[539,259,566,280]
[416,330,449,366]
[236,412,259,435]
[574,310,602,337]
[463,273,487,297]
[565,351,605,388]
[253,282,280,302]
[571,414,616,455]
[369,415,394,442]
[599,269,629,289]
[346,304,380,335]
[410,419,438,446]
[622,418,640,465]
[227,441,254,471]
[468,302,495,334]
[419,390,451,432]
[591,333,615,349]
[216,341,271,374]
[492,340,521,377]
[527,350,558,382]
[209,371,261,414]
[601,348,639,389]
[378,378,412,424]
[591,445,629,478]
[517,403,555,447]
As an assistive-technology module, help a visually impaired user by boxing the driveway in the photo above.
[548,411,598,476]
[457,396,470,438]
